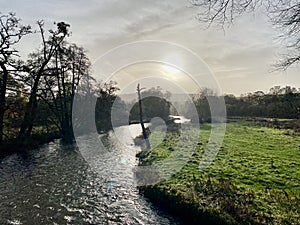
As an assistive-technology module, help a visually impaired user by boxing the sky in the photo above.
[1,0,300,96]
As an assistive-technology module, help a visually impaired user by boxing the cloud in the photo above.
[0,0,299,95]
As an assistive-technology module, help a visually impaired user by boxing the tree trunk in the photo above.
[0,63,8,144]
[18,73,41,139]
[61,125,74,143]
[137,84,150,150]
[18,60,49,139]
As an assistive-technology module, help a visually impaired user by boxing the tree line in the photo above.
[1,12,299,149]
[0,12,174,148]
[0,12,118,146]
[187,86,300,123]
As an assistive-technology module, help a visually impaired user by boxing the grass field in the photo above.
[137,120,300,225]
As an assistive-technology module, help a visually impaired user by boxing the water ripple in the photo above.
[0,125,179,225]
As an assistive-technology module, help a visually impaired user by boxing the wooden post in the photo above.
[137,83,151,150]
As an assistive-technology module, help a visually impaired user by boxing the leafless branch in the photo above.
[192,0,300,70]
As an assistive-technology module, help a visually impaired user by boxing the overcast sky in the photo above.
[1,0,300,95]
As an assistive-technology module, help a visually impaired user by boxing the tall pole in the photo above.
[137,83,151,150]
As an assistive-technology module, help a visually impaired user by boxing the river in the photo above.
[0,124,180,225]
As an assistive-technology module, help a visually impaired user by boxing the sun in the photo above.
[162,54,184,75]
[162,64,181,74]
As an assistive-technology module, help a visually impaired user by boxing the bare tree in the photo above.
[38,43,91,142]
[137,83,151,150]
[0,12,31,143]
[18,21,69,139]
[191,0,300,70]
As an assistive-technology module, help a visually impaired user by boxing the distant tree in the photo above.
[72,73,99,135]
[269,86,282,95]
[129,86,171,123]
[0,12,31,143]
[73,78,124,136]
[141,86,171,100]
[192,0,300,70]
[223,85,300,118]
[192,87,218,122]
[95,81,120,133]
[224,94,239,116]
[181,85,300,120]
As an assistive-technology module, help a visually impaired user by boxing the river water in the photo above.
[0,124,180,225]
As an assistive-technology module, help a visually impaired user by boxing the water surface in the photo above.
[0,124,180,225]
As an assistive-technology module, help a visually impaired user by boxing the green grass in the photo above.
[138,120,300,225]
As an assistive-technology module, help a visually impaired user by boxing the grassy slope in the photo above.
[138,121,300,225]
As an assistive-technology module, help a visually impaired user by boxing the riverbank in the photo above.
[0,131,61,158]
[228,117,300,133]
[137,120,300,225]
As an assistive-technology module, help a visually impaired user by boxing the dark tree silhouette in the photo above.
[38,43,91,142]
[18,21,69,139]
[192,85,300,120]
[95,81,121,133]
[0,12,31,143]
